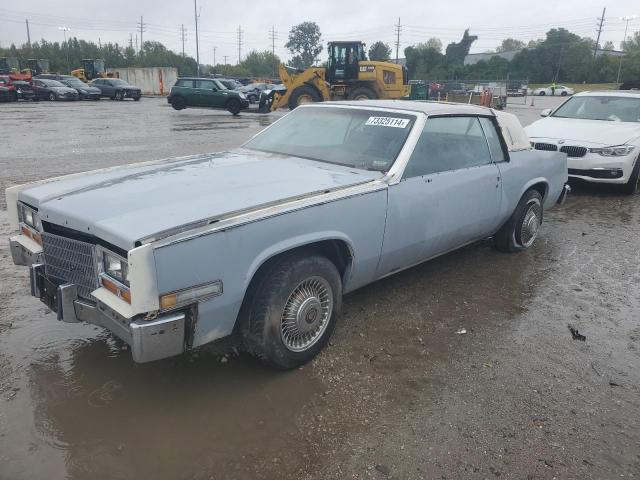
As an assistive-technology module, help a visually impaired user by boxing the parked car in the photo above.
[241,82,276,103]
[168,77,249,114]
[526,91,640,194]
[533,85,575,96]
[91,78,141,100]
[11,80,37,101]
[32,78,79,101]
[7,101,568,368]
[58,76,101,100]
[620,81,640,90]
[0,75,17,101]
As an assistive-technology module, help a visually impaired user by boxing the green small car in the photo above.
[168,77,250,115]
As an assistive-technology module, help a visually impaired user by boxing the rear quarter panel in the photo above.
[497,149,567,220]
[152,189,388,348]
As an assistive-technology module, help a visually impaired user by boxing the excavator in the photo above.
[259,41,411,112]
[71,59,117,82]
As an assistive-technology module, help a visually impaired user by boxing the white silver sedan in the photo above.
[533,85,575,96]
[526,91,640,194]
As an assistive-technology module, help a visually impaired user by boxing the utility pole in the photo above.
[180,24,187,57]
[135,34,138,53]
[591,7,606,78]
[129,33,133,49]
[237,25,243,64]
[213,46,217,66]
[223,55,228,65]
[617,15,637,83]
[269,25,277,77]
[395,18,402,64]
[137,16,145,56]
[194,0,200,75]
[25,19,31,50]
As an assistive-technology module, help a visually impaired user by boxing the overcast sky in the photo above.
[1,1,638,65]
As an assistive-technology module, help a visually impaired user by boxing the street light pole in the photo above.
[58,26,71,72]
[617,15,637,84]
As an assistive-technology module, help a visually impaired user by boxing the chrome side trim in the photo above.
[152,180,388,249]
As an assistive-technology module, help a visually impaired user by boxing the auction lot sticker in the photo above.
[365,116,410,128]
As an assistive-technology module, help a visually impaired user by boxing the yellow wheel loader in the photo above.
[259,41,411,112]
[71,59,117,82]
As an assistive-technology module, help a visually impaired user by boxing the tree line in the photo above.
[2,23,639,83]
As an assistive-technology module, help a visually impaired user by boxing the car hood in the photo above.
[525,117,640,146]
[19,149,383,250]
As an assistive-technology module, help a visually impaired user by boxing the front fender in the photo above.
[244,231,356,293]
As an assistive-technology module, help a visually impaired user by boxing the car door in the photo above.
[33,80,44,98]
[377,115,502,277]
[194,79,223,107]
[103,80,116,96]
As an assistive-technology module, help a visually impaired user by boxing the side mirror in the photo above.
[540,108,552,117]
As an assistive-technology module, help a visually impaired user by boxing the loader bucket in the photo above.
[258,89,286,113]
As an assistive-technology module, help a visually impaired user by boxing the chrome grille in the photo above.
[560,145,587,158]
[534,142,558,152]
[42,233,99,299]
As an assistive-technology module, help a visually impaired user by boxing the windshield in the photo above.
[244,107,416,172]
[212,79,227,90]
[552,96,640,123]
[42,79,65,87]
[63,78,88,87]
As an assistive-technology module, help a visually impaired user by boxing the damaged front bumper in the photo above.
[30,263,186,363]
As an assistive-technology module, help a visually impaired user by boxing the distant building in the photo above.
[595,49,624,58]
[464,50,521,66]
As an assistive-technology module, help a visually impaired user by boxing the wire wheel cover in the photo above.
[280,276,333,352]
[520,200,542,247]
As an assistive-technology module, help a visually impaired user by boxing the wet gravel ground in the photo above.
[1,96,639,480]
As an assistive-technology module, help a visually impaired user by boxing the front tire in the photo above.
[493,189,544,253]
[241,253,342,369]
[538,91,546,96]
[561,91,568,96]
[288,85,322,110]
[114,90,124,101]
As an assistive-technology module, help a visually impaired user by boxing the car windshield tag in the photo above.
[365,116,410,128]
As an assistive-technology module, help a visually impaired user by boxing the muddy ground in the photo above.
[0,97,638,480]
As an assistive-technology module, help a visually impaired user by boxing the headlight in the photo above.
[19,203,40,230]
[238,92,246,99]
[589,145,636,157]
[101,250,129,285]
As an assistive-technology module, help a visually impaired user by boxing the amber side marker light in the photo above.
[101,276,132,304]
[159,281,223,311]
[21,225,43,246]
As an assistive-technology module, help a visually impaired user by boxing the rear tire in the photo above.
[347,86,377,101]
[48,92,56,101]
[241,253,342,369]
[288,85,322,110]
[134,96,141,101]
[538,91,546,96]
[493,189,544,253]
[171,96,186,110]
[114,90,124,101]
[226,98,242,115]
[621,158,640,195]
[561,91,568,96]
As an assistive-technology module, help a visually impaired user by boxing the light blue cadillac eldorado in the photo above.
[7,100,569,368]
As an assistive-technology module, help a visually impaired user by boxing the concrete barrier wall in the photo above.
[107,67,178,95]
